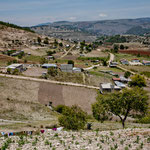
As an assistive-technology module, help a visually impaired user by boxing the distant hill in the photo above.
[0,21,35,33]
[0,21,41,49]
[31,18,150,41]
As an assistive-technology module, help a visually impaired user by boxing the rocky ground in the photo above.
[0,128,150,150]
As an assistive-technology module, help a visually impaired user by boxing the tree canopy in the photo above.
[92,87,148,128]
[129,74,146,87]
[58,105,87,130]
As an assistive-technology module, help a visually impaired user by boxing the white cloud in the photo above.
[69,17,77,20]
[99,13,108,17]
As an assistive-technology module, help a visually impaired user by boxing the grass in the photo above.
[141,71,150,78]
[89,71,112,79]
[123,65,150,74]
[115,53,150,62]
[24,55,42,63]
[0,119,58,131]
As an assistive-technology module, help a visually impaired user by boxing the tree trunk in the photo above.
[122,120,125,128]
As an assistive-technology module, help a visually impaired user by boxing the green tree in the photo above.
[47,67,58,77]
[68,60,74,67]
[55,105,70,114]
[40,57,47,64]
[101,59,107,66]
[58,105,87,130]
[43,37,49,44]
[113,44,119,53]
[54,39,58,46]
[13,68,19,75]
[129,74,146,87]
[47,51,56,56]
[18,51,24,59]
[7,68,12,74]
[124,71,131,78]
[92,87,148,128]
[120,44,125,50]
[59,43,63,47]
[37,37,41,44]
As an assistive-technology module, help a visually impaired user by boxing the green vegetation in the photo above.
[78,56,108,61]
[92,87,149,128]
[0,21,35,33]
[47,67,58,77]
[138,112,150,124]
[141,71,150,78]
[43,37,49,44]
[58,105,87,130]
[68,60,74,67]
[124,71,131,78]
[55,105,69,114]
[126,26,150,35]
[24,55,42,63]
[47,50,56,56]
[37,37,41,44]
[97,35,127,44]
[111,44,119,53]
[129,74,146,87]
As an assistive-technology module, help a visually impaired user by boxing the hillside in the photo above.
[31,18,150,41]
[0,21,55,51]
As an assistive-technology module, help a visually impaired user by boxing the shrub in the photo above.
[68,60,74,67]
[129,74,146,87]
[124,71,131,78]
[55,105,69,114]
[138,113,150,124]
[13,68,19,75]
[58,105,87,130]
[47,67,58,77]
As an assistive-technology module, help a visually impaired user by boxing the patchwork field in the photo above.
[0,128,150,150]
[0,77,97,116]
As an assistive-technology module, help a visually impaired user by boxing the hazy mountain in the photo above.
[31,18,150,41]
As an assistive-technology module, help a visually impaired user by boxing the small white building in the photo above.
[100,83,121,94]
[129,61,143,66]
[7,64,24,72]
[73,67,82,73]
[42,64,57,69]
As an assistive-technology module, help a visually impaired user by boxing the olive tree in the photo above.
[92,87,148,128]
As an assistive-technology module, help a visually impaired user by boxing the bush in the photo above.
[12,68,19,75]
[55,105,69,114]
[138,113,150,124]
[68,60,74,67]
[58,105,87,130]
[129,74,146,87]
[124,71,131,78]
[120,44,125,50]
[47,67,58,77]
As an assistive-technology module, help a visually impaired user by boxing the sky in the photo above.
[0,0,150,26]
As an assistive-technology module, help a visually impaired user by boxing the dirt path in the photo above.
[109,52,150,81]
[0,73,99,90]
[60,44,75,58]
[83,64,100,70]
[108,53,115,65]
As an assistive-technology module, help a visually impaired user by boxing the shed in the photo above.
[100,83,121,94]
[42,64,57,69]
[7,64,23,72]
[60,64,73,73]
[143,60,150,66]
[73,67,82,73]
[114,81,126,88]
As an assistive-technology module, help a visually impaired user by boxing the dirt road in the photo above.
[60,44,76,58]
[108,53,115,65]
[0,73,99,90]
